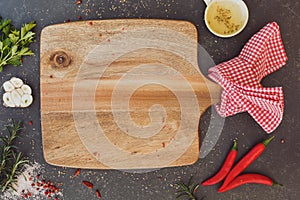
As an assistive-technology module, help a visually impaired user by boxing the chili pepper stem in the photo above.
[232,140,238,151]
[262,136,275,147]
[272,182,283,187]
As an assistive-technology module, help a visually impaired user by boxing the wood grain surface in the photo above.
[40,19,221,169]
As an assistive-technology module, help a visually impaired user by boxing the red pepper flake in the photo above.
[99,33,102,38]
[121,27,125,31]
[50,75,54,78]
[74,168,81,177]
[162,142,165,148]
[281,138,285,144]
[96,189,102,198]
[82,181,93,189]
[78,16,82,20]
[28,121,33,125]
[76,0,82,5]
[89,21,93,26]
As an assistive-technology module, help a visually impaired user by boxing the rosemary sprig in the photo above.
[0,121,28,192]
[175,177,200,200]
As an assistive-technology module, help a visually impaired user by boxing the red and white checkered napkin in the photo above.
[208,22,288,133]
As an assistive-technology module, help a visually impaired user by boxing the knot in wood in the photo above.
[51,51,71,68]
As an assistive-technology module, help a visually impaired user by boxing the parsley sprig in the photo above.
[0,17,36,71]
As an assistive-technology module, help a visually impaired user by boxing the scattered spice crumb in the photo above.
[76,0,82,5]
[107,38,111,42]
[280,138,285,144]
[162,142,165,148]
[49,75,54,78]
[82,181,93,189]
[28,121,33,125]
[95,189,101,198]
[78,16,82,20]
[89,21,93,26]
[74,168,81,177]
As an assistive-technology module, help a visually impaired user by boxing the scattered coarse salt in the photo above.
[0,162,63,200]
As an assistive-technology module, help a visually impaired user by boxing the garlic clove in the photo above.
[3,92,15,107]
[21,84,32,94]
[11,90,22,107]
[3,81,14,92]
[16,88,24,96]
[10,77,23,88]
[21,94,33,107]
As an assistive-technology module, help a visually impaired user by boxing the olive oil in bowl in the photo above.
[205,0,248,37]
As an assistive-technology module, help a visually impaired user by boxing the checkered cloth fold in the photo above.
[208,22,288,133]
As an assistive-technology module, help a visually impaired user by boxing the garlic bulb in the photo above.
[2,77,33,108]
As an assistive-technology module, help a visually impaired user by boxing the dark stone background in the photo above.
[0,0,299,199]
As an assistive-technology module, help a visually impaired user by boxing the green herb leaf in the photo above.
[0,17,35,71]
[8,34,19,44]
[7,56,21,67]
[20,21,36,38]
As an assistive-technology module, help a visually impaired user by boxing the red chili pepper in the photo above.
[218,173,282,192]
[202,140,237,186]
[82,181,93,189]
[96,189,102,198]
[219,136,275,191]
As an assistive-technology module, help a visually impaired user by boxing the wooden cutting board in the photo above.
[40,19,221,169]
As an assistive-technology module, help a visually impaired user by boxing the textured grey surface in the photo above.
[0,0,299,199]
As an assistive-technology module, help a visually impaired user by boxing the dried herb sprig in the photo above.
[175,177,200,200]
[0,120,28,192]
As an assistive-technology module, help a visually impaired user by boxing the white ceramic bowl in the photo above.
[204,0,249,38]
